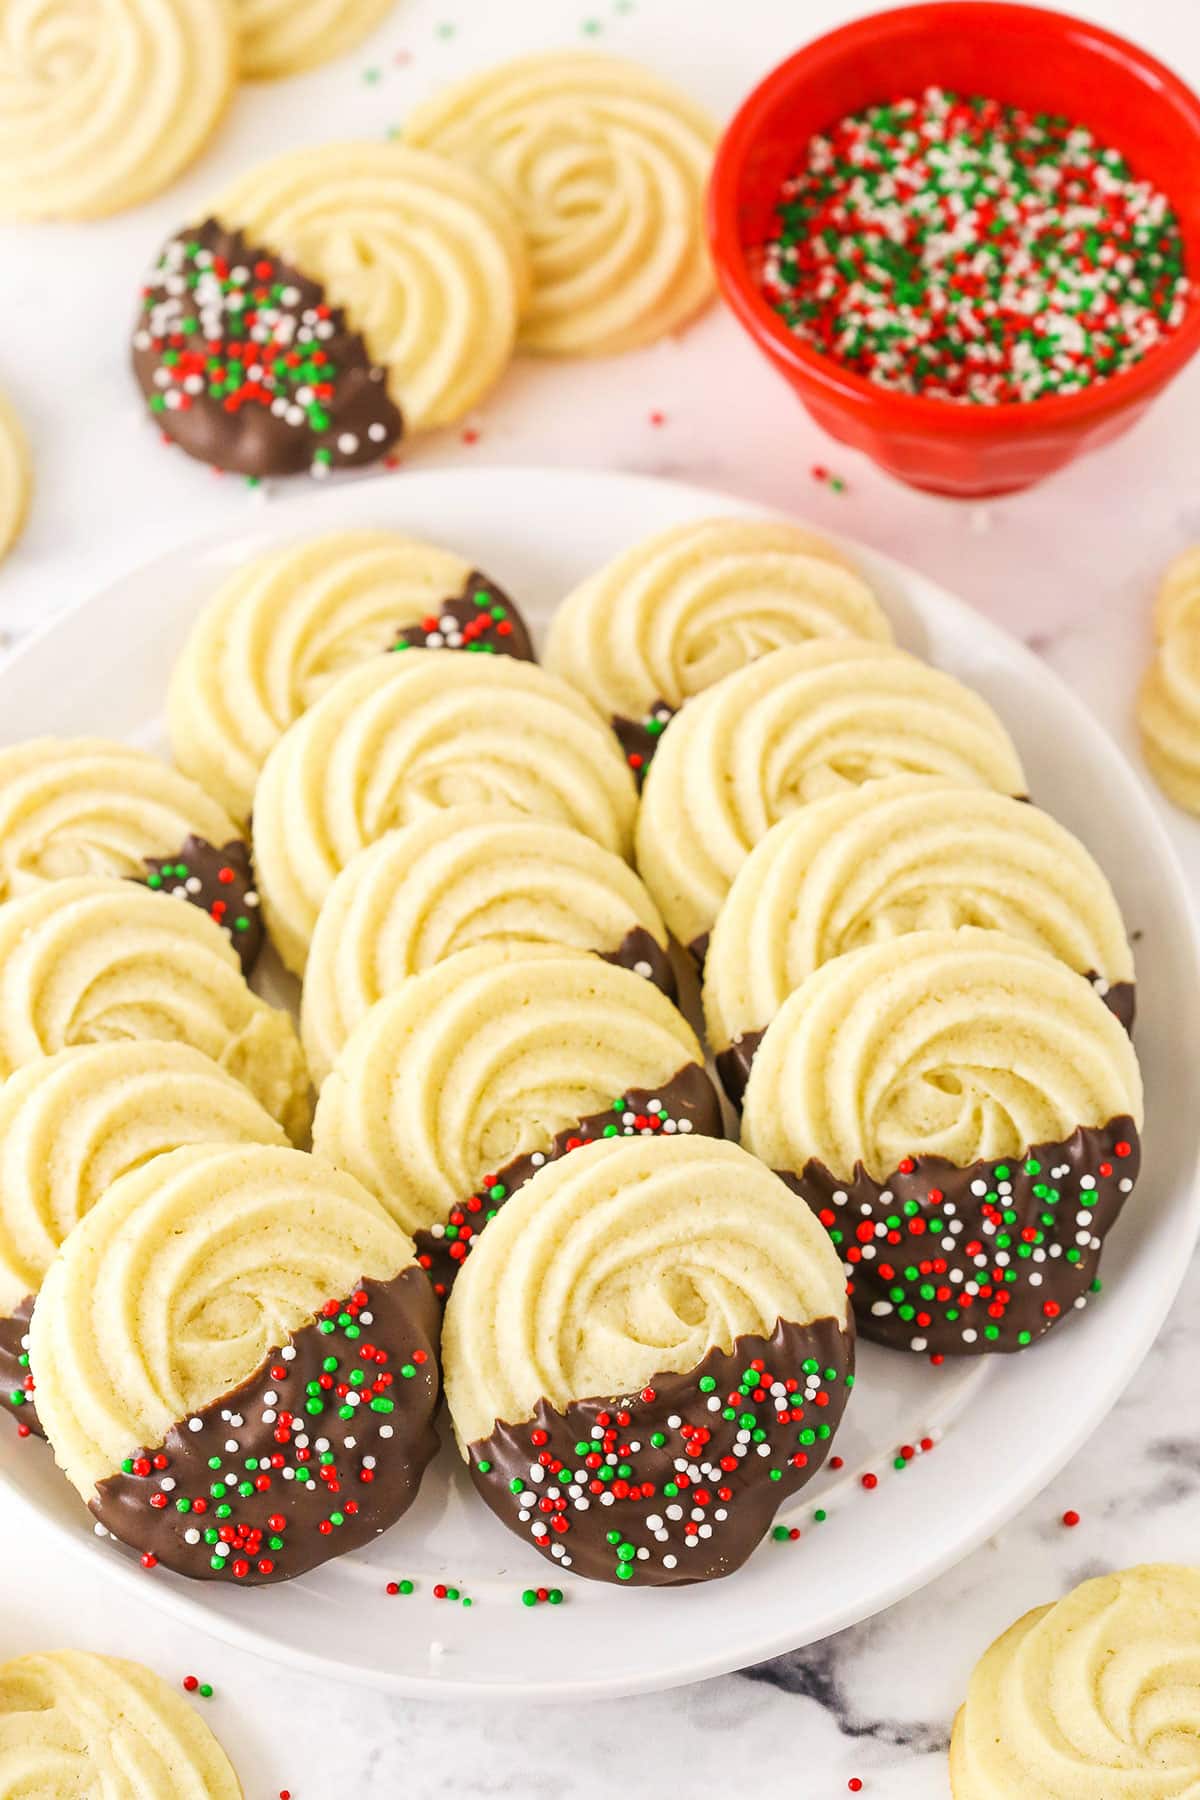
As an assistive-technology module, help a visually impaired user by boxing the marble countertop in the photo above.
[3,0,1200,1792]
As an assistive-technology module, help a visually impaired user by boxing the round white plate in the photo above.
[0,468,1196,1701]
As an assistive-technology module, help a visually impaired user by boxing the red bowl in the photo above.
[708,3,1200,497]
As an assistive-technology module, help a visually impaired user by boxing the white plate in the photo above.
[0,468,1196,1701]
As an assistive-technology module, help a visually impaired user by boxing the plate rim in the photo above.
[0,463,1197,1702]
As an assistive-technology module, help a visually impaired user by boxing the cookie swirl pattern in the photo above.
[0,1042,286,1438]
[545,518,892,777]
[312,946,723,1294]
[237,0,397,79]
[212,143,529,432]
[636,641,1027,954]
[300,807,672,1083]
[0,878,310,1139]
[0,387,30,563]
[168,532,533,821]
[404,52,718,355]
[30,1143,440,1584]
[443,1135,854,1584]
[950,1564,1200,1798]
[0,0,236,220]
[704,777,1135,1099]
[0,1650,241,1798]
[253,652,639,975]
[742,929,1144,1354]
[1138,546,1200,815]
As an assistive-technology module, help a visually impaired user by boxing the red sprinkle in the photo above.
[1062,1509,1081,1528]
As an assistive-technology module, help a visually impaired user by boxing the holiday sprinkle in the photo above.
[757,88,1188,403]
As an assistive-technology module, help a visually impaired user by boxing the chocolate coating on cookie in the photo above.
[132,220,402,478]
[390,572,536,663]
[138,837,263,975]
[612,701,676,789]
[90,1267,439,1584]
[414,1062,724,1298]
[467,1315,853,1586]
[779,1118,1139,1356]
[600,923,676,1000]
[0,1295,38,1438]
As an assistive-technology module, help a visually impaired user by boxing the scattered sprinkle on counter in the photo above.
[1062,1508,1081,1528]
[758,87,1188,403]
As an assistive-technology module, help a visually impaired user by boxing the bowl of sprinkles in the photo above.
[709,3,1200,496]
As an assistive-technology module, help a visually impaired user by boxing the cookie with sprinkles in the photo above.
[167,530,535,822]
[0,736,263,970]
[636,640,1027,958]
[253,652,639,976]
[704,776,1136,1103]
[443,1135,853,1585]
[545,518,892,782]
[133,220,402,478]
[29,1144,440,1585]
[0,1650,241,1797]
[312,946,724,1296]
[135,141,528,472]
[741,929,1144,1355]
[0,878,310,1141]
[300,807,674,1085]
[0,1043,285,1440]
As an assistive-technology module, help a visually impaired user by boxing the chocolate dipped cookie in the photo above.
[741,928,1144,1355]
[443,1135,854,1585]
[30,1144,439,1585]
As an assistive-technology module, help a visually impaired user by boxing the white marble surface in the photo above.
[3,0,1200,1791]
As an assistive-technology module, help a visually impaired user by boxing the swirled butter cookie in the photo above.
[300,807,673,1084]
[0,878,310,1139]
[0,1650,241,1797]
[443,1135,854,1585]
[545,518,892,779]
[313,947,723,1296]
[404,52,718,356]
[168,531,534,822]
[30,1143,439,1584]
[254,652,639,975]
[742,929,1143,1356]
[0,1042,285,1440]
[636,641,1027,956]
[134,145,528,473]
[705,777,1135,1101]
[237,0,397,79]
[0,736,263,971]
[950,1564,1200,1798]
[1138,546,1200,815]
[0,386,30,563]
[0,0,236,221]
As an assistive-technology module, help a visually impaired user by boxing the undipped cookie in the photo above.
[950,1564,1200,1797]
[741,928,1144,1355]
[443,1135,854,1585]
[312,945,723,1295]
[253,652,638,974]
[30,1143,440,1584]
[545,517,892,780]
[404,52,718,355]
[0,386,30,563]
[0,1650,241,1797]
[0,0,236,220]
[1138,546,1200,814]
[237,0,397,79]
[299,807,673,1084]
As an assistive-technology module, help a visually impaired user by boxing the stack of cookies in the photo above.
[0,510,1142,1594]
